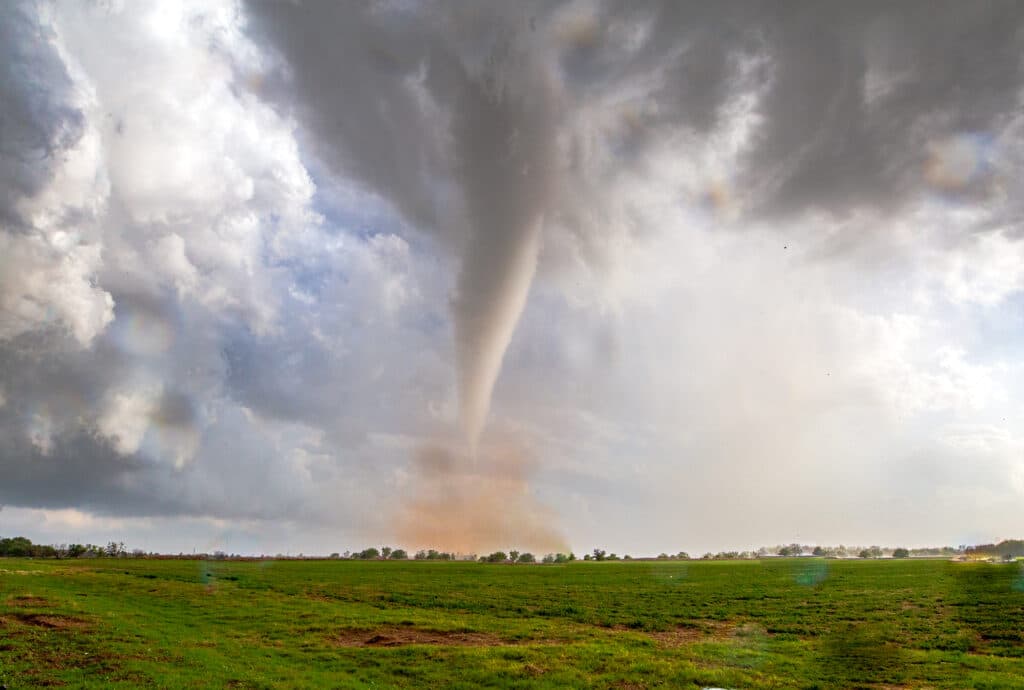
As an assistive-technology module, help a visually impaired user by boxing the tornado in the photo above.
[450,52,557,452]
[245,2,559,451]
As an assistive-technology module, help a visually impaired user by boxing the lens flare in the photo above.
[923,132,993,194]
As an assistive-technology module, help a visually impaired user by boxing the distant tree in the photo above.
[892,548,910,559]
[485,551,507,563]
[518,552,535,563]
[391,549,408,560]
[858,549,872,559]
[509,550,520,563]
[381,546,393,559]
[607,553,619,560]
[554,553,571,564]
[592,549,606,561]
[812,546,826,557]
[623,554,631,560]
[658,553,669,560]
[583,554,592,561]
[542,554,555,564]
[357,547,380,560]
[0,537,33,557]
[676,552,689,560]
[568,552,576,561]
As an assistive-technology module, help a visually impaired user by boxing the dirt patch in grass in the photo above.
[334,626,506,647]
[2,613,90,630]
[641,620,773,647]
[6,595,55,607]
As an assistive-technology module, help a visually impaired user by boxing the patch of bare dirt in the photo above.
[7,595,54,608]
[646,626,710,646]
[334,626,505,647]
[4,613,90,630]
[641,620,773,647]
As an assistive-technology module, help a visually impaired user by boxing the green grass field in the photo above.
[1,557,1023,688]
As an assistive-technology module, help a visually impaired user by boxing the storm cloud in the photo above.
[1,0,1023,554]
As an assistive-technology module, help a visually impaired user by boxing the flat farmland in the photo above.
[1,557,1023,688]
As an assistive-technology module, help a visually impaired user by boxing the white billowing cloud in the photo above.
[0,50,113,345]
[940,229,1024,307]
[96,387,160,456]
[0,231,113,345]
[0,0,323,476]
[49,0,316,335]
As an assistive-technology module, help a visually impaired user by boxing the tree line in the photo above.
[0,537,133,559]
[3,535,1019,561]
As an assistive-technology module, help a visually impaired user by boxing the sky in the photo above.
[2,0,1024,557]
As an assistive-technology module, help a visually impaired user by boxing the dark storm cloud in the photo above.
[743,1,1023,217]
[247,0,1024,222]
[0,0,85,223]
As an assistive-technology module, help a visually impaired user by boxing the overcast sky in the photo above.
[2,0,1024,556]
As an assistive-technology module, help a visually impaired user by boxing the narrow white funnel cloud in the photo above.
[455,216,543,452]
[450,46,557,451]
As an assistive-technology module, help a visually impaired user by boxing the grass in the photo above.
[1,557,1023,688]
